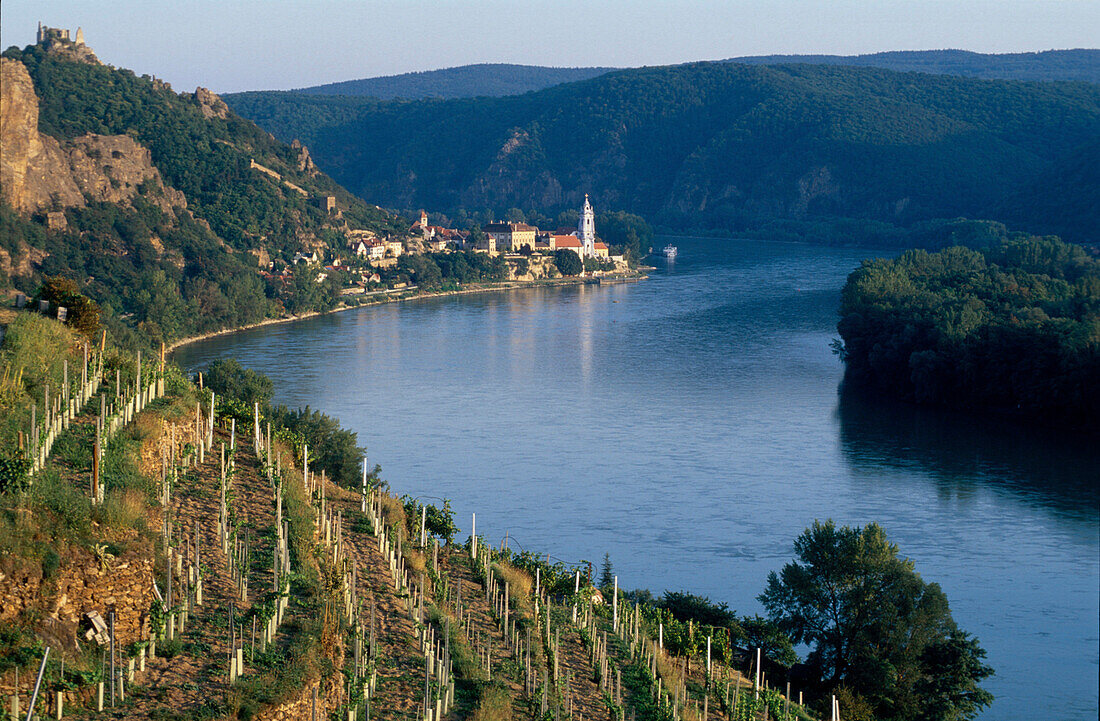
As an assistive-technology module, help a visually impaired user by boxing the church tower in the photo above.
[578,194,596,257]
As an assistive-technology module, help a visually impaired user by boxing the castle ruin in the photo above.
[37,22,86,46]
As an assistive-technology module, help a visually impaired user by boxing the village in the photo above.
[270,194,632,296]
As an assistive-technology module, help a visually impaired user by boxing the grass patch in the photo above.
[492,560,533,616]
[470,682,513,721]
[0,314,85,448]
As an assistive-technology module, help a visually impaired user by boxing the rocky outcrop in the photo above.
[792,166,841,216]
[291,139,318,175]
[0,546,155,646]
[1,58,186,217]
[0,58,84,214]
[67,134,187,212]
[193,86,229,119]
[463,127,564,208]
[40,32,99,65]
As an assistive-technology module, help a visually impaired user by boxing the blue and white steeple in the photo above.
[579,194,596,258]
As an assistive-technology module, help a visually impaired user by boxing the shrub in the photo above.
[0,449,32,495]
[553,249,582,276]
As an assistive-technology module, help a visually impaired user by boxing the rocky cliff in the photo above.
[0,58,83,214]
[0,57,185,217]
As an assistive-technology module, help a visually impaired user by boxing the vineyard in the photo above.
[0,314,816,721]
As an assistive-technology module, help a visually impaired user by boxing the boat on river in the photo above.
[662,244,678,259]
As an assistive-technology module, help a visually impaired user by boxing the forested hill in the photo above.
[261,51,1099,103]
[725,49,1100,83]
[226,62,1100,246]
[291,63,617,99]
[836,236,1100,427]
[1,41,405,348]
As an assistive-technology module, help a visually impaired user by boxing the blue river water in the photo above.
[174,236,1099,719]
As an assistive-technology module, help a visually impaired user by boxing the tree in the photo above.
[598,553,614,590]
[658,591,734,627]
[554,249,582,276]
[732,614,798,668]
[914,632,995,721]
[36,275,100,337]
[202,358,273,408]
[759,521,993,721]
[467,226,487,248]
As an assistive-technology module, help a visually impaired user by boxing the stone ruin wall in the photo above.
[0,547,156,648]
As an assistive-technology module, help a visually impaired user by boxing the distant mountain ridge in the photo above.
[292,63,618,99]
[272,50,1099,103]
[724,49,1100,83]
[226,62,1100,246]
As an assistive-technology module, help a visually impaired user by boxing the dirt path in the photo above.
[119,428,282,719]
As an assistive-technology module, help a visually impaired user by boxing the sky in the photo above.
[2,1,1097,93]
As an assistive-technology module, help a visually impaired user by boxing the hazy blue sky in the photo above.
[3,1,1097,93]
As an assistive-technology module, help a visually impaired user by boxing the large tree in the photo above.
[759,521,993,720]
[554,249,583,276]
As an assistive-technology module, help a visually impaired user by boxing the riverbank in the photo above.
[166,270,648,354]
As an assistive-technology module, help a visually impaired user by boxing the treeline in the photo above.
[201,358,375,490]
[291,63,617,100]
[225,61,1100,245]
[726,49,1100,83]
[836,235,1100,425]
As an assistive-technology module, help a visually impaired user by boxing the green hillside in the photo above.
[291,62,617,99]
[2,43,405,347]
[726,49,1100,83]
[226,62,1100,245]
[252,51,1100,106]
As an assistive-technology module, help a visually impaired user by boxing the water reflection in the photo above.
[836,383,1100,522]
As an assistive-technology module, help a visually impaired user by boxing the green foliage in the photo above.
[507,551,588,597]
[401,496,459,544]
[0,624,43,674]
[759,520,993,721]
[36,275,100,337]
[728,49,1100,83]
[290,63,618,101]
[657,591,734,627]
[553,249,583,276]
[0,313,85,450]
[281,264,337,315]
[269,405,366,489]
[731,614,798,669]
[390,250,507,289]
[226,62,1100,245]
[598,552,614,589]
[836,236,1100,425]
[915,631,995,720]
[597,211,652,263]
[0,449,32,495]
[202,358,274,408]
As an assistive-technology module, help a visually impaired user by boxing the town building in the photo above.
[409,210,432,238]
[385,238,405,257]
[578,194,596,257]
[483,222,537,253]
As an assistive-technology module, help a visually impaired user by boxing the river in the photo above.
[174,236,1099,720]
